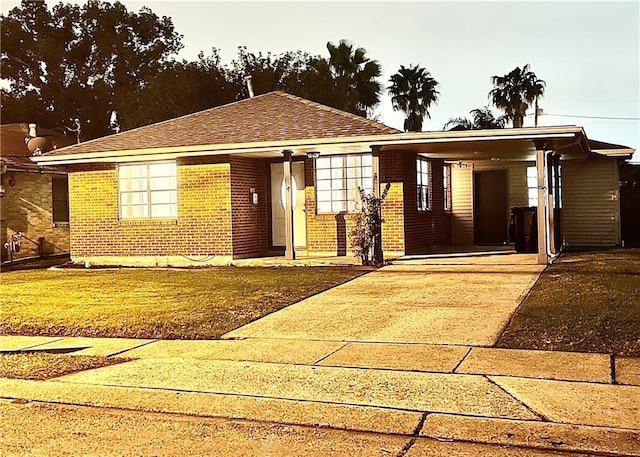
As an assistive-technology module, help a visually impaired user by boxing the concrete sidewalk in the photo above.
[1,260,639,456]
[2,335,639,455]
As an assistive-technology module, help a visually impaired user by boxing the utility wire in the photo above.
[529,112,640,121]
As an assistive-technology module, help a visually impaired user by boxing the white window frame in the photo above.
[552,164,563,209]
[417,157,431,211]
[526,166,538,207]
[443,164,452,211]
[119,161,178,219]
[315,154,373,213]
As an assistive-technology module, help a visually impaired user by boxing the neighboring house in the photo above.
[32,92,635,266]
[1,123,74,262]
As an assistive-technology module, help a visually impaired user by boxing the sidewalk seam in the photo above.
[484,375,550,422]
[107,340,159,358]
[312,342,349,365]
[451,347,472,373]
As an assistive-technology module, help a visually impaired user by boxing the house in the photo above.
[31,92,635,266]
[1,123,75,262]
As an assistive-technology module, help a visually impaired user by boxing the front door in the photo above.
[474,169,508,244]
[270,162,306,249]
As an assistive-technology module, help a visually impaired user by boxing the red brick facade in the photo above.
[67,151,452,264]
[230,157,269,258]
[68,159,234,260]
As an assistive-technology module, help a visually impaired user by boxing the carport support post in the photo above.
[535,143,549,264]
[371,146,384,265]
[283,150,295,260]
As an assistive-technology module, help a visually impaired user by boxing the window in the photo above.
[417,158,430,211]
[526,166,538,207]
[552,164,563,208]
[52,176,69,223]
[315,154,373,213]
[119,162,177,219]
[443,164,452,211]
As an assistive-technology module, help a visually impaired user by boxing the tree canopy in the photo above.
[1,0,183,140]
[388,64,439,132]
[1,2,384,140]
[489,64,546,128]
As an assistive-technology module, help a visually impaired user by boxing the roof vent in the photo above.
[243,76,254,98]
[28,123,37,137]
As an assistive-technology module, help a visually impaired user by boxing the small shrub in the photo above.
[350,182,391,266]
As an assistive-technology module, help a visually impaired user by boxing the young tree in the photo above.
[388,64,439,132]
[1,0,182,139]
[489,64,546,128]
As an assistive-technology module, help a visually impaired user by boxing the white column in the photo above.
[371,146,381,198]
[283,150,295,260]
[536,147,548,264]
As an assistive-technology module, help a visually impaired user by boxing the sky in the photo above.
[2,0,639,159]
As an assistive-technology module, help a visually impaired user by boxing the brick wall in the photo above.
[379,152,405,253]
[1,171,70,261]
[230,156,269,258]
[68,159,233,260]
[304,158,362,254]
[398,153,452,253]
[303,152,409,256]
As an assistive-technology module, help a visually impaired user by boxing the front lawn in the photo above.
[0,267,366,339]
[497,249,640,356]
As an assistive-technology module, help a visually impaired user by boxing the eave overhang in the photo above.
[31,126,592,166]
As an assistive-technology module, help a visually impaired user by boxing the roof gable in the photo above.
[45,91,399,157]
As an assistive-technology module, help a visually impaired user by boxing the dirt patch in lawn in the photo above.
[0,267,367,340]
[0,352,129,380]
[497,249,640,356]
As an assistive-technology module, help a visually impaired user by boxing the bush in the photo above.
[350,182,391,266]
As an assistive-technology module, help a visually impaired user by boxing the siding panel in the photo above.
[563,157,620,247]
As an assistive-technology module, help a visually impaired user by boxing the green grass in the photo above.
[0,353,128,380]
[0,267,366,339]
[497,249,640,356]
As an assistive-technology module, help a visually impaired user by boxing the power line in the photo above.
[534,112,640,121]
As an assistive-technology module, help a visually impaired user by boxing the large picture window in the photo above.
[315,154,373,213]
[119,162,177,219]
[417,158,430,211]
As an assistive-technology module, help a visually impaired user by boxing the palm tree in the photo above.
[388,64,439,132]
[326,40,382,117]
[489,64,545,128]
[443,106,507,131]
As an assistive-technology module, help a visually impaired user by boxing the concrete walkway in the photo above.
[1,260,639,456]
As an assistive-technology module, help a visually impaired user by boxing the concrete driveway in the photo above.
[223,261,545,346]
[3,254,640,456]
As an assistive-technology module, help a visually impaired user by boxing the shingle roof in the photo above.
[45,91,400,157]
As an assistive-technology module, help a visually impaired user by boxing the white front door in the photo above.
[271,162,306,248]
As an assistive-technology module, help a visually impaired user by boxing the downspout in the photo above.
[543,150,557,263]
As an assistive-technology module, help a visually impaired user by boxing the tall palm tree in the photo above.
[489,64,545,128]
[326,40,382,117]
[388,64,439,132]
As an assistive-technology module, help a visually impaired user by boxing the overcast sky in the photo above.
[3,0,639,158]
